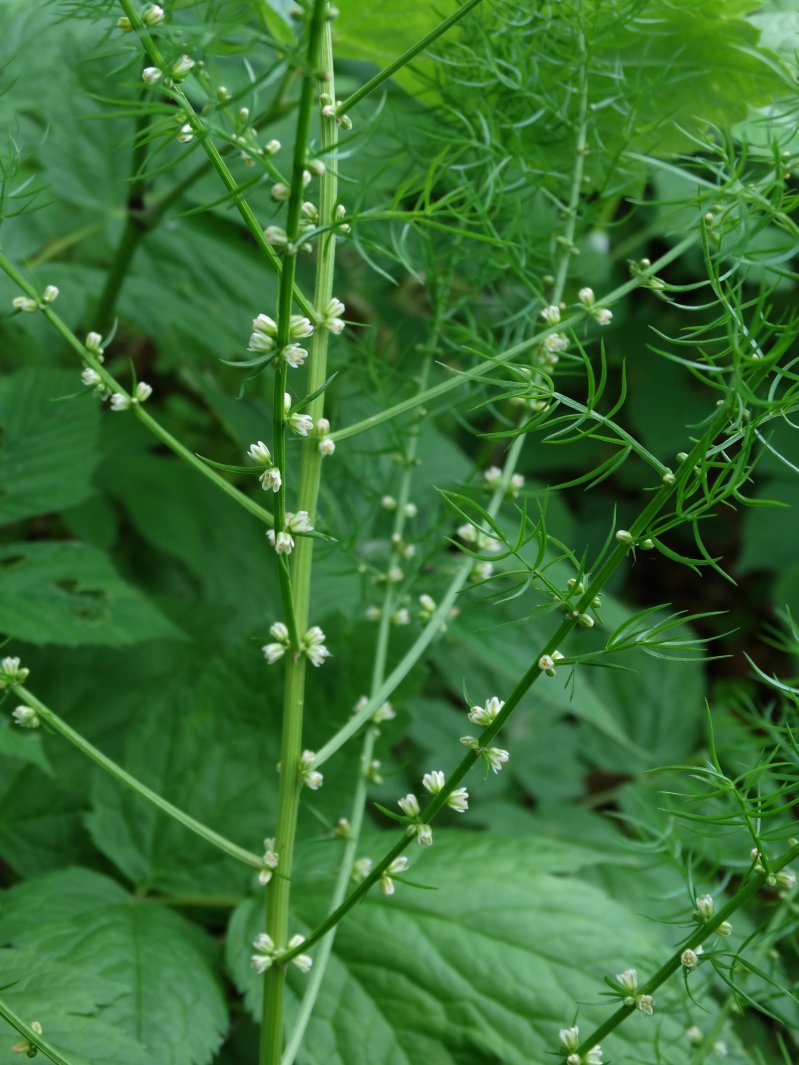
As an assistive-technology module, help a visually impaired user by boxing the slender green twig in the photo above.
[260,5,335,1064]
[17,687,263,869]
[0,251,275,526]
[0,999,76,1065]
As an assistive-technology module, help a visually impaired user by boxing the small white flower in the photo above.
[81,367,101,387]
[365,605,381,621]
[12,296,39,312]
[264,225,288,246]
[615,529,633,545]
[510,473,525,496]
[267,529,294,554]
[468,696,504,726]
[418,594,436,617]
[636,994,654,1015]
[1,657,30,687]
[681,946,703,969]
[271,183,290,201]
[398,793,420,818]
[251,953,272,974]
[142,66,163,84]
[686,1026,703,1045]
[248,441,272,464]
[540,304,561,324]
[12,705,39,728]
[270,621,289,642]
[544,332,569,353]
[248,331,274,354]
[287,511,313,533]
[316,417,330,434]
[177,124,194,143]
[416,824,433,846]
[585,1047,603,1065]
[593,307,613,326]
[391,607,409,626]
[716,920,733,936]
[42,284,59,304]
[110,392,131,412]
[483,466,502,486]
[251,932,276,973]
[134,381,152,403]
[372,700,394,723]
[352,857,373,882]
[252,313,277,338]
[538,654,556,675]
[560,1027,580,1052]
[282,343,308,368]
[290,315,314,338]
[288,412,314,436]
[85,331,104,355]
[471,561,494,581]
[265,138,281,154]
[422,770,445,795]
[388,566,403,583]
[259,467,282,493]
[578,286,595,307]
[404,502,418,518]
[319,436,335,456]
[447,787,469,813]
[616,968,638,994]
[262,839,279,868]
[263,643,285,665]
[694,894,715,920]
[172,54,195,78]
[142,3,165,24]
[484,747,509,774]
[712,1041,728,1057]
[302,625,329,667]
[776,869,796,889]
[322,296,346,334]
[381,495,397,510]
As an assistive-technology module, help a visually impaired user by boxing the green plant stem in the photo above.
[336,0,487,115]
[282,355,433,1065]
[116,0,315,320]
[329,234,697,443]
[0,251,275,526]
[17,686,263,869]
[0,998,76,1065]
[260,7,336,1065]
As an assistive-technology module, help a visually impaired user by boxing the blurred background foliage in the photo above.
[1,1,799,1064]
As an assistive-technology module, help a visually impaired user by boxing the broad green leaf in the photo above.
[0,718,52,775]
[228,834,698,1065]
[0,541,183,646]
[0,368,99,524]
[85,643,282,896]
[0,868,228,1065]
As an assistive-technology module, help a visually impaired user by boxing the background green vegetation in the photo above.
[1,2,798,1064]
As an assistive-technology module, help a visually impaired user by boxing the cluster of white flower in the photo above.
[613,968,653,1013]
[559,1025,603,1064]
[460,736,510,774]
[483,466,525,498]
[262,622,329,668]
[109,382,153,412]
[538,650,564,676]
[1,656,30,689]
[251,932,312,975]
[577,287,613,326]
[467,696,504,726]
[267,510,313,554]
[258,837,280,886]
[693,893,732,936]
[380,856,409,897]
[246,440,281,492]
[299,749,323,790]
[12,705,39,728]
[319,93,352,129]
[12,284,59,313]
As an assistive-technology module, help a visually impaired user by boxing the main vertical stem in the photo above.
[260,9,339,1065]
